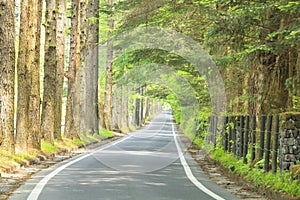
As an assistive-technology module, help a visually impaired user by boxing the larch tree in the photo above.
[16,0,42,153]
[78,0,87,134]
[41,0,58,145]
[64,0,80,139]
[104,0,114,131]
[29,0,43,149]
[0,0,15,155]
[85,0,100,134]
[54,0,67,140]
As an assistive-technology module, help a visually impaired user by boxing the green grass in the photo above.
[99,128,114,138]
[0,131,117,172]
[41,140,59,153]
[193,137,203,147]
[211,145,300,198]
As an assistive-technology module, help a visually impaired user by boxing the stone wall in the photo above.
[280,113,300,171]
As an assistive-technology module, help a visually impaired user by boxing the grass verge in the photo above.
[0,129,116,173]
[212,145,300,198]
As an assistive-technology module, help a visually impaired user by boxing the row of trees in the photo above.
[0,0,92,155]
[112,0,300,116]
[0,0,299,155]
[0,0,162,156]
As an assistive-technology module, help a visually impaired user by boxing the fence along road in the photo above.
[10,111,239,200]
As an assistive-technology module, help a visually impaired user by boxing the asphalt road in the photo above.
[10,111,240,200]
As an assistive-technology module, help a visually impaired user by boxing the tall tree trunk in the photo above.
[296,45,300,107]
[16,0,30,153]
[111,89,119,130]
[257,52,289,115]
[0,0,15,155]
[248,62,258,116]
[139,87,143,125]
[78,0,87,134]
[29,0,42,150]
[104,0,114,131]
[64,0,80,139]
[98,81,105,128]
[86,0,99,134]
[120,84,129,133]
[16,0,41,153]
[54,0,67,140]
[41,0,57,145]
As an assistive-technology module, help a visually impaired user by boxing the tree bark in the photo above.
[16,0,41,153]
[98,81,105,128]
[42,0,57,145]
[111,89,119,131]
[64,0,80,139]
[54,0,67,140]
[78,0,87,134]
[104,0,114,131]
[0,0,15,155]
[248,62,258,116]
[16,0,30,153]
[296,45,300,102]
[86,0,99,134]
[28,0,42,150]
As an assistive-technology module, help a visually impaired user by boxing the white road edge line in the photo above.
[27,135,132,200]
[171,123,226,200]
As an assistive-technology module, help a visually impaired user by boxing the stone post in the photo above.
[279,113,300,172]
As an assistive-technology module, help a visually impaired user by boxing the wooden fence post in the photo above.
[264,115,273,172]
[224,116,229,151]
[238,115,245,158]
[208,116,212,144]
[228,116,233,153]
[214,116,218,147]
[251,115,256,163]
[232,116,237,156]
[259,115,266,161]
[244,115,249,164]
[272,114,280,174]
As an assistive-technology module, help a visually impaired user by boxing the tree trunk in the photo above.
[104,0,114,131]
[16,0,30,152]
[86,0,99,134]
[296,45,300,106]
[120,84,129,133]
[42,0,57,145]
[28,0,42,150]
[139,87,143,125]
[16,0,41,153]
[111,89,119,131]
[54,0,67,140]
[64,0,80,139]
[78,0,87,134]
[98,81,105,128]
[134,89,140,126]
[0,0,15,155]
[248,62,258,116]
[257,52,289,115]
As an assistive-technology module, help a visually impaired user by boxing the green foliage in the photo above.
[193,137,203,147]
[213,147,300,198]
[99,128,114,138]
[166,93,181,123]
[41,140,59,153]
